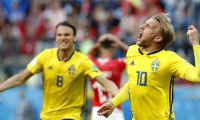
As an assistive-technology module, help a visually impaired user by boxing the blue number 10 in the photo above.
[136,71,147,86]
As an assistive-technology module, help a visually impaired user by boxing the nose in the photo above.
[60,35,66,40]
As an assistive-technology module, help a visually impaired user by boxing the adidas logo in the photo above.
[48,66,53,70]
[130,61,135,66]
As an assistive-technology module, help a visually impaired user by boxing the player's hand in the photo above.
[98,34,108,43]
[105,34,121,48]
[94,34,107,48]
[187,25,199,46]
[97,101,115,118]
[98,34,119,43]
[106,34,120,43]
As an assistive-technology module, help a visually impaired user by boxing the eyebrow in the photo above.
[146,22,152,28]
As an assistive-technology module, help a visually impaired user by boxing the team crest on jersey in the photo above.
[68,65,76,76]
[151,59,160,74]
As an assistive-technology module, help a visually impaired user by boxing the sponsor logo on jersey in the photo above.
[48,66,53,70]
[68,65,76,76]
[130,61,135,66]
[151,59,160,75]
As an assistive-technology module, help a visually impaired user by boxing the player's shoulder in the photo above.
[161,49,178,57]
[37,48,57,57]
[42,48,58,54]
[126,45,139,55]
[128,45,139,51]
[163,50,186,62]
[74,50,90,60]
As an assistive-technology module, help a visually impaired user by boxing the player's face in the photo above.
[136,18,160,48]
[56,25,76,50]
[100,47,116,57]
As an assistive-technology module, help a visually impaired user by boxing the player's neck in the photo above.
[142,45,161,53]
[58,48,74,61]
[100,52,113,59]
[100,50,113,59]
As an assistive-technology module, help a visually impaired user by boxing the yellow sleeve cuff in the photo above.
[193,45,200,49]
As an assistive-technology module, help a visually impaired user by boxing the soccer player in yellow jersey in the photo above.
[0,21,119,120]
[97,13,200,120]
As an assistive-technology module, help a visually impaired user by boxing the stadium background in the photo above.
[0,0,200,120]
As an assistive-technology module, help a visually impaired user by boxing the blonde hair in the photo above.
[152,13,175,48]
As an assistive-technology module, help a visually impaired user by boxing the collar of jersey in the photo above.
[138,47,163,55]
[57,49,75,62]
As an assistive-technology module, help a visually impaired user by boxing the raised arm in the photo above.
[184,25,200,82]
[87,34,107,56]
[87,34,129,56]
[0,68,33,92]
[106,34,129,53]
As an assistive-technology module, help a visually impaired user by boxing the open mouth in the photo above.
[138,32,142,39]
[60,42,67,45]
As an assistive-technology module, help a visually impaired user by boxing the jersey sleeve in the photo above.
[183,45,200,82]
[111,81,129,107]
[83,57,103,79]
[27,49,47,74]
[169,53,193,79]
[170,45,200,82]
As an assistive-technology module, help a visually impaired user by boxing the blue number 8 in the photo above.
[57,76,63,87]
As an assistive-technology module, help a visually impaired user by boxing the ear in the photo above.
[154,36,163,43]
[73,36,77,42]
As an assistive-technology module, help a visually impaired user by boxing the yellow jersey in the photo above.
[27,48,102,120]
[126,45,193,120]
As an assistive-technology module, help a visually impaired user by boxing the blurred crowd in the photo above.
[0,0,200,85]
